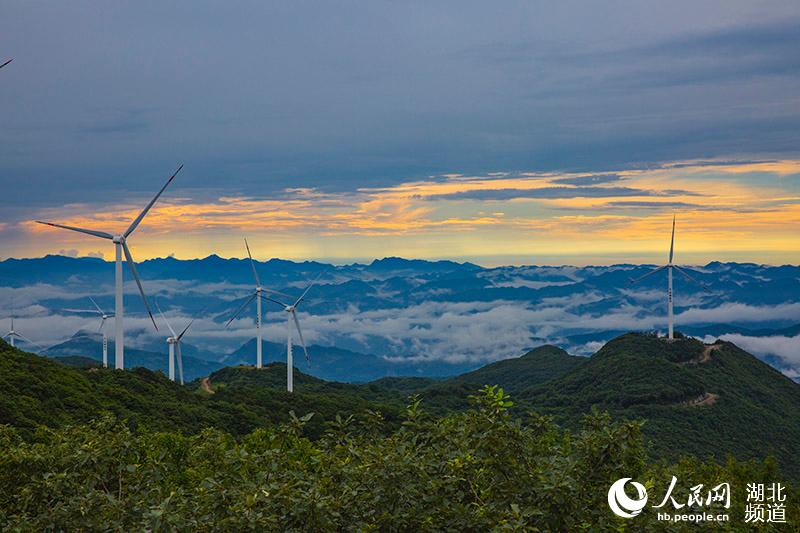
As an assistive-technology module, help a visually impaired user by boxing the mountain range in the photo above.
[43,331,469,382]
[2,255,799,381]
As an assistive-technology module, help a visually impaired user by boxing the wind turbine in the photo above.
[628,215,708,340]
[3,317,45,352]
[156,301,199,385]
[225,239,291,368]
[36,165,182,369]
[0,59,12,70]
[262,275,321,392]
[64,297,113,367]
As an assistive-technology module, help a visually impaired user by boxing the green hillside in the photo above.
[198,364,409,435]
[527,332,800,477]
[449,344,584,393]
[0,339,406,438]
[3,332,800,478]
[0,338,253,436]
[53,355,103,368]
[5,386,794,531]
[2,335,799,529]
[344,345,584,413]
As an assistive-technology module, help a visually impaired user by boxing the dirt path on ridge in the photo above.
[680,343,721,365]
[683,392,719,407]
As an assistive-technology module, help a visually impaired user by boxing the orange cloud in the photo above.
[22,158,800,264]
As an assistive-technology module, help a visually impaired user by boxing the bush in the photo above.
[0,386,794,531]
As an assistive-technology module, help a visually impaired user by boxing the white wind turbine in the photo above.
[3,317,45,352]
[225,239,291,369]
[261,275,321,392]
[156,302,199,385]
[628,215,708,340]
[36,165,182,369]
[64,297,113,367]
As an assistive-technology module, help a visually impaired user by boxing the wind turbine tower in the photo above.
[262,274,320,392]
[226,239,290,368]
[156,302,199,385]
[628,216,708,340]
[3,318,44,352]
[36,165,182,369]
[65,297,113,367]
[3,318,18,348]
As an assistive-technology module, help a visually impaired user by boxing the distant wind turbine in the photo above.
[36,165,182,369]
[3,317,44,352]
[64,297,113,367]
[262,274,322,392]
[225,239,291,369]
[156,301,199,385]
[0,59,12,70]
[627,215,708,340]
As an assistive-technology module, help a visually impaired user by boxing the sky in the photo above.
[2,1,800,266]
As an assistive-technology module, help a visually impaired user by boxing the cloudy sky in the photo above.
[2,1,800,265]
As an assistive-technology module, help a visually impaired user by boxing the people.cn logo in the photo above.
[608,478,648,518]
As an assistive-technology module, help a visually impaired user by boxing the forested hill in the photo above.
[447,344,584,394]
[527,332,800,477]
[2,333,800,477]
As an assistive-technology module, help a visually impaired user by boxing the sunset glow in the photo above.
[9,158,799,265]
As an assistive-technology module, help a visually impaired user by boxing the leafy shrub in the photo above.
[0,386,794,531]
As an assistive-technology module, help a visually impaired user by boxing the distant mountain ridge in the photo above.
[3,255,800,380]
[45,334,476,383]
[43,331,224,381]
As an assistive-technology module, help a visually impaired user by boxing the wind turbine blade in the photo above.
[628,264,668,285]
[293,272,324,307]
[291,310,310,366]
[35,221,113,240]
[98,318,105,332]
[123,164,183,238]
[176,342,184,385]
[673,265,711,291]
[260,294,288,308]
[669,215,676,263]
[177,319,195,341]
[0,59,12,69]
[16,333,46,352]
[264,288,294,300]
[178,306,206,341]
[225,293,257,328]
[177,312,202,342]
[122,242,158,331]
[244,238,262,287]
[88,296,104,314]
[155,299,177,337]
[62,309,100,313]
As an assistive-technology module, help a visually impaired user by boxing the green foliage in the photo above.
[3,331,800,529]
[0,386,794,531]
[0,342,407,440]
